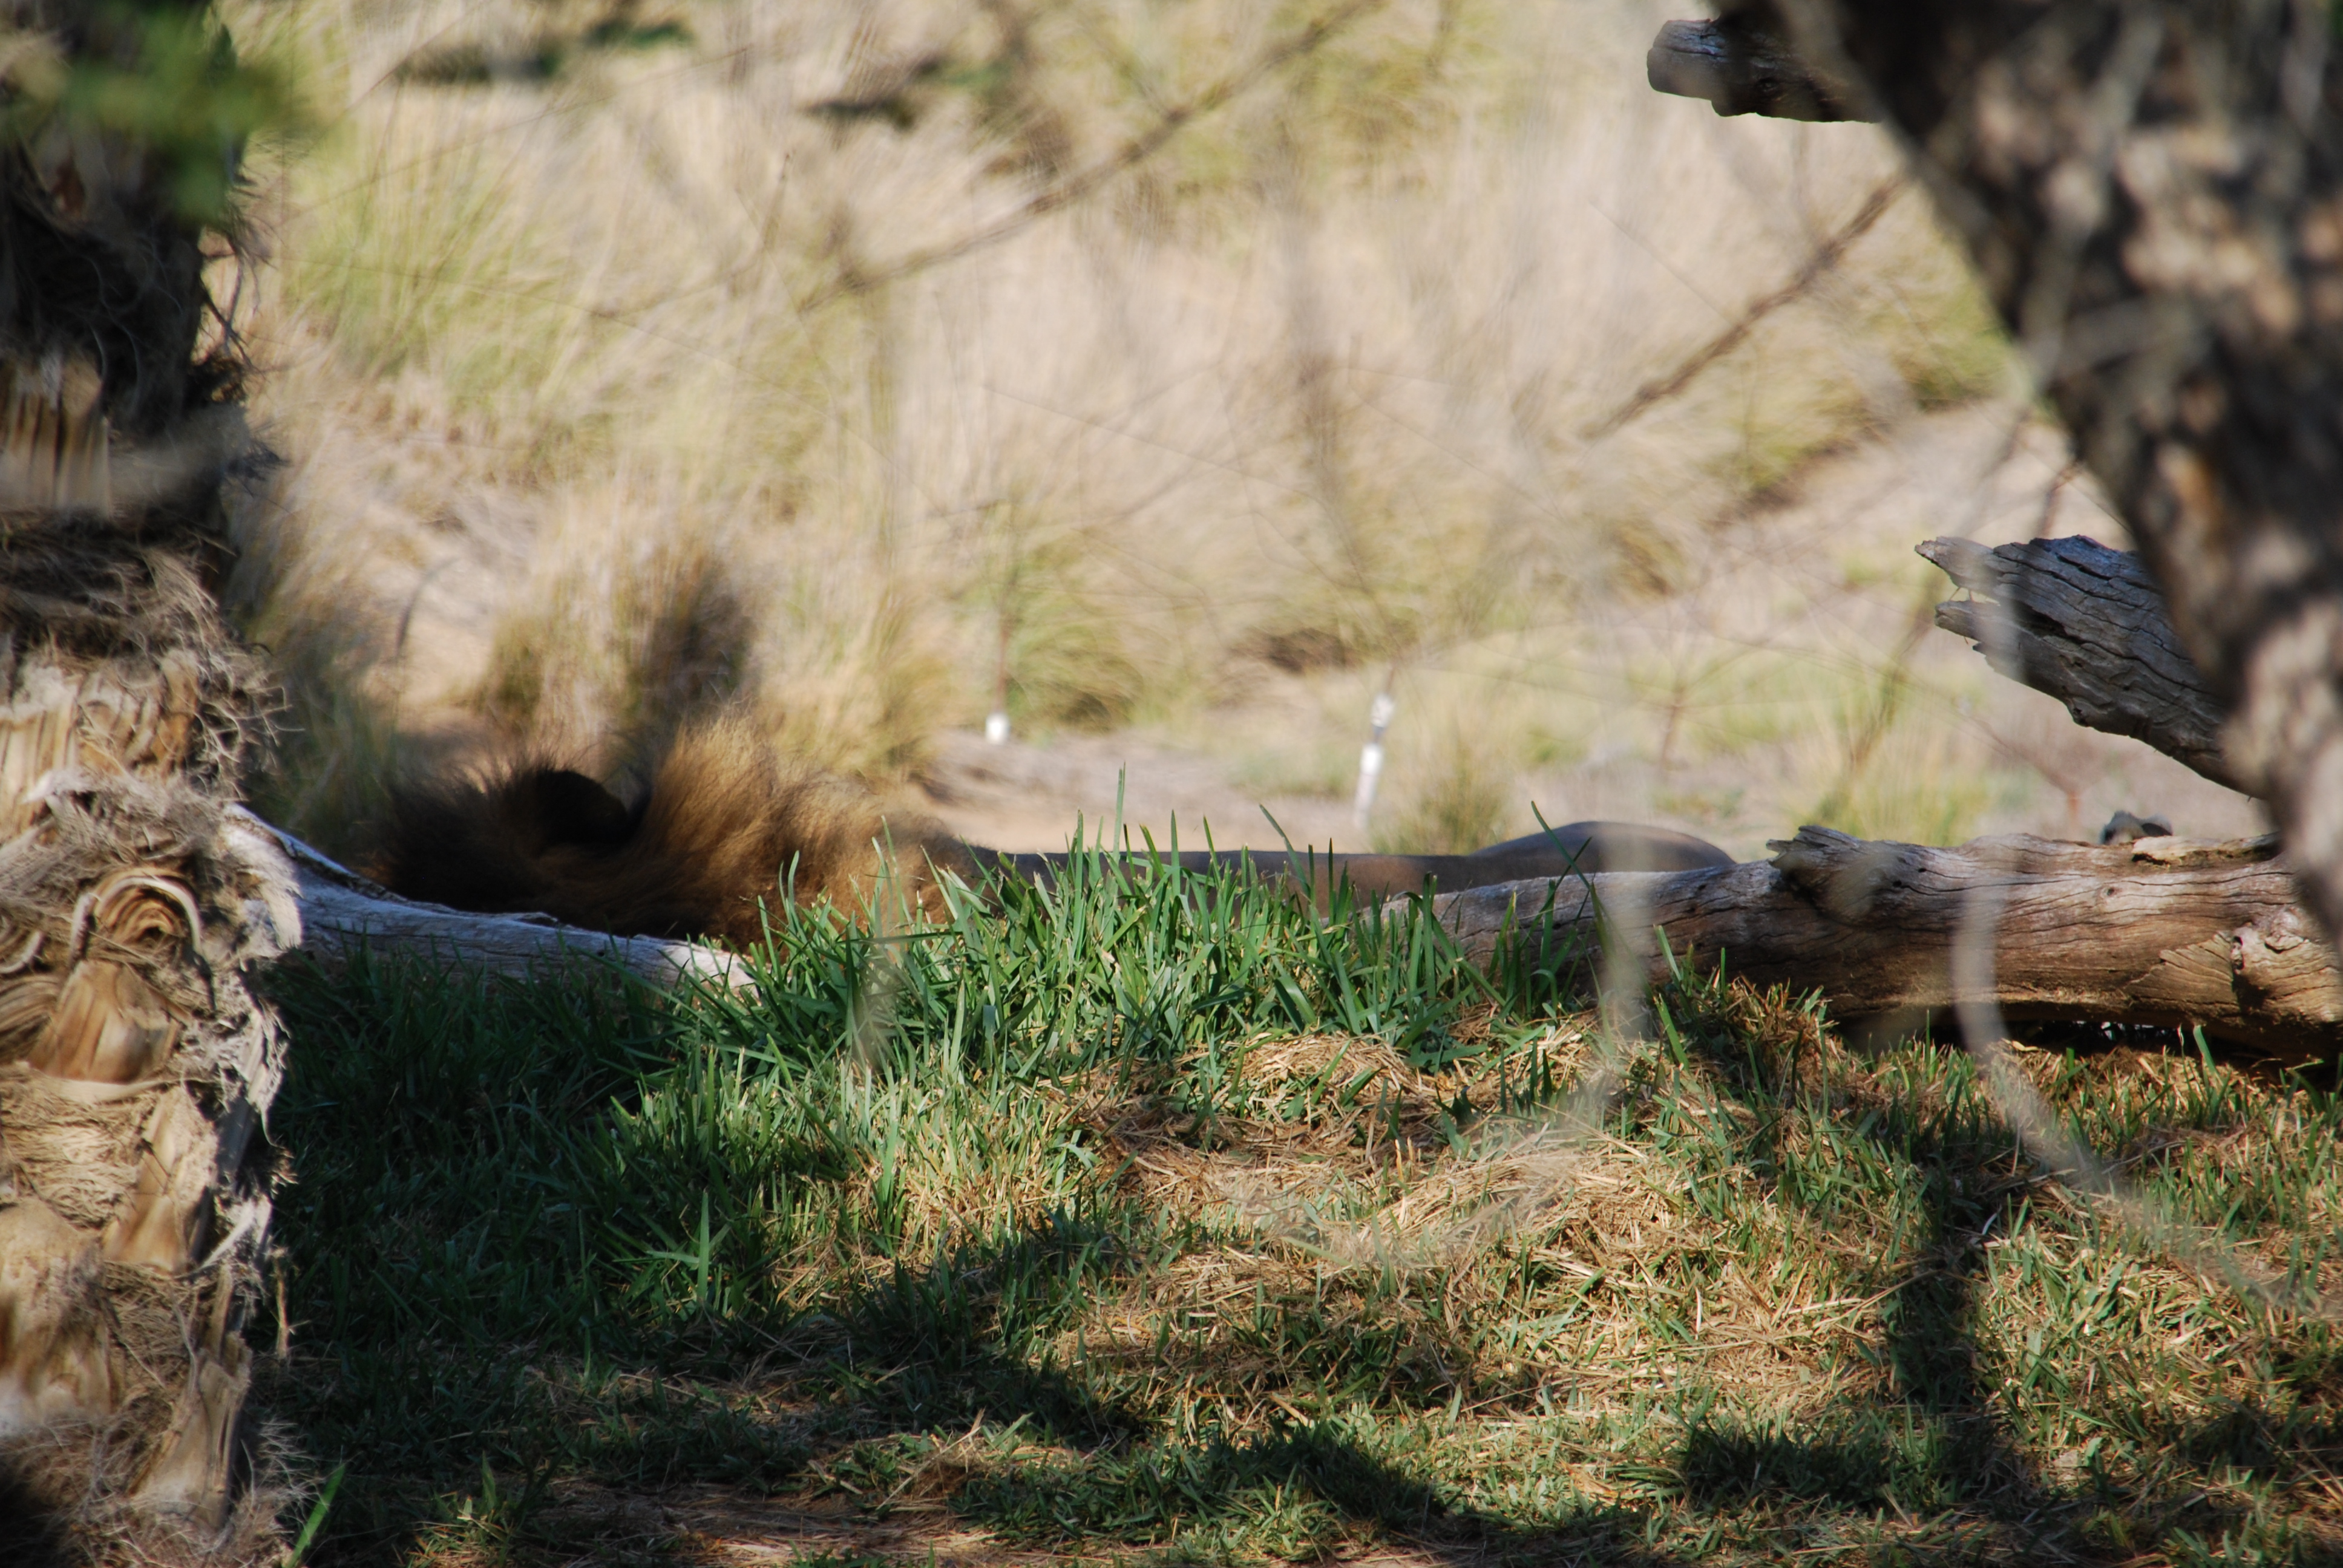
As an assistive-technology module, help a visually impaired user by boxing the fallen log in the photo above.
[1921,535,2236,791]
[981,822,1734,909]
[1434,827,2342,1059]
[240,811,1729,991]
[251,807,2341,1059]
[231,811,749,991]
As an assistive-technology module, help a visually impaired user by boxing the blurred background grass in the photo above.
[216,0,2263,861]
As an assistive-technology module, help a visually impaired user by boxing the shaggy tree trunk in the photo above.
[1657,2,2343,943]
[1,3,290,1561]
[1921,535,2236,789]
[1435,828,2342,1059]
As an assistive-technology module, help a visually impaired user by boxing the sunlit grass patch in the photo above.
[260,851,2342,1566]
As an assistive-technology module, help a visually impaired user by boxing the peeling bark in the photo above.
[0,609,293,1560]
[1,1,288,1547]
[1920,534,2235,788]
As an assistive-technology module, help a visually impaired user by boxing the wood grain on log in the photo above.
[1433,826,2341,1057]
[1921,535,2236,789]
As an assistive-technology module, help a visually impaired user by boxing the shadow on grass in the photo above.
[266,1028,1689,1561]
[277,1207,1696,1566]
[957,1418,1695,1567]
[262,949,2338,1565]
[1654,976,2332,1557]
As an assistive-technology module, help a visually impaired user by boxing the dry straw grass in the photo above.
[212,0,2062,858]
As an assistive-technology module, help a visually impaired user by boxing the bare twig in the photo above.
[795,0,1388,312]
[1582,176,1901,440]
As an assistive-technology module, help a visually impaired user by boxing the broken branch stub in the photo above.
[1646,18,1875,122]
[1435,827,2341,1058]
[1922,535,2236,790]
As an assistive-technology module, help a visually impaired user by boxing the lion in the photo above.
[371,713,1732,946]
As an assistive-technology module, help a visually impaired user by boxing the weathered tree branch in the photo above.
[1646,17,1875,121]
[1921,534,2235,789]
[1435,827,2342,1057]
[246,809,1740,991]
[254,806,2343,1057]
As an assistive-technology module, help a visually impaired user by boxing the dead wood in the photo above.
[266,813,1736,988]
[984,821,1735,910]
[1433,826,2341,1058]
[1922,535,2235,789]
[270,800,2339,1060]
[1646,17,1874,121]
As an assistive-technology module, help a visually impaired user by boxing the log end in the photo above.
[1917,535,1999,592]
[1646,19,1875,122]
[1935,598,1984,645]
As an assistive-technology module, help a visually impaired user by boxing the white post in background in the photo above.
[986,616,1012,745]
[1352,688,1396,834]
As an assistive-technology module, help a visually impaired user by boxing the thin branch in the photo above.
[795,0,1388,312]
[1582,175,1902,440]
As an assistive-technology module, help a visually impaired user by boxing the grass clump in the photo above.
[258,855,2343,1566]
[1373,713,1515,854]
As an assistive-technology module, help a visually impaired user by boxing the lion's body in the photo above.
[980,827,1734,904]
[373,717,975,946]
[373,716,1733,943]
